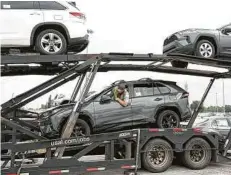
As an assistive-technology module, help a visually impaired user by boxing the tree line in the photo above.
[190,100,231,113]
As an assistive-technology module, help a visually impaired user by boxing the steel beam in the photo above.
[187,78,215,128]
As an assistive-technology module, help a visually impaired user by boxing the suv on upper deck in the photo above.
[163,23,231,68]
[0,1,90,55]
[39,78,191,138]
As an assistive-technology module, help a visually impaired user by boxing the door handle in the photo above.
[154,98,162,101]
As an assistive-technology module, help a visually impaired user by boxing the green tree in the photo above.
[190,100,205,112]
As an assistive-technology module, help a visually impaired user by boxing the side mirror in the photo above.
[222,28,231,35]
[100,95,112,104]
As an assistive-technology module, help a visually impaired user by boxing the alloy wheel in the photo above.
[162,115,178,128]
[41,33,63,54]
[199,43,213,58]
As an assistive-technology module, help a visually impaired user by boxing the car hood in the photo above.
[176,28,219,35]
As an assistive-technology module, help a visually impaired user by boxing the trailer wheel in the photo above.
[142,138,173,173]
[182,137,211,170]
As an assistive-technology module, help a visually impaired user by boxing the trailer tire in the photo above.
[142,138,173,173]
[182,137,211,170]
[171,61,188,68]
[157,110,180,128]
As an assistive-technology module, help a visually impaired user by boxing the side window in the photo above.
[39,1,66,10]
[215,119,229,127]
[133,83,153,97]
[156,83,170,94]
[1,1,36,9]
[153,83,161,95]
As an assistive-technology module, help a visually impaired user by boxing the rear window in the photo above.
[39,1,66,10]
[1,1,37,9]
[156,83,170,94]
[68,1,80,11]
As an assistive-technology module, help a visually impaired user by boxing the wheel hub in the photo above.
[190,145,204,162]
[148,146,166,165]
[199,43,213,58]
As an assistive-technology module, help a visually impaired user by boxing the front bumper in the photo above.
[163,36,195,55]
[68,35,89,52]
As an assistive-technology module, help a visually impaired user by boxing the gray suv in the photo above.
[163,23,231,68]
[39,79,191,138]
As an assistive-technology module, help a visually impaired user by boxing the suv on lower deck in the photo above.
[0,1,90,55]
[39,78,191,138]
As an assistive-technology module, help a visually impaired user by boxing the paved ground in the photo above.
[86,163,231,175]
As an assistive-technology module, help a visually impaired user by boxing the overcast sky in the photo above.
[1,0,231,109]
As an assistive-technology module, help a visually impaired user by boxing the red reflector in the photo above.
[87,168,98,172]
[121,165,136,169]
[49,170,61,174]
[173,128,183,132]
[149,128,159,132]
[193,128,201,133]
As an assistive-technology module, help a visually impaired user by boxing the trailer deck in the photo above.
[1,53,231,175]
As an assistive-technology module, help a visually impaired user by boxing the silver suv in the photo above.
[39,79,191,138]
[163,23,231,68]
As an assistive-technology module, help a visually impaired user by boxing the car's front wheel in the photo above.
[61,119,91,137]
[195,40,215,58]
[35,29,67,55]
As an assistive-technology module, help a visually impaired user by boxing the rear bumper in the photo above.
[68,35,89,52]
[181,108,192,121]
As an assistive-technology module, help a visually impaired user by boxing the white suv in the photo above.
[0,1,90,55]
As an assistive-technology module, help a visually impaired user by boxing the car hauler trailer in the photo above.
[1,53,231,175]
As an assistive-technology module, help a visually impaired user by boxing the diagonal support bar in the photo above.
[1,57,99,115]
[55,60,101,158]
[187,78,215,128]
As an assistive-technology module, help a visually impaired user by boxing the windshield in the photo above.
[217,23,231,30]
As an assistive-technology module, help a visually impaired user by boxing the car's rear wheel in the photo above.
[171,61,188,68]
[35,29,67,55]
[157,110,180,128]
[195,40,215,58]
[142,138,173,173]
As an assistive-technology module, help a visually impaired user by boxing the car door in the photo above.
[0,1,43,46]
[211,118,231,137]
[93,87,133,132]
[219,24,231,57]
[131,82,164,125]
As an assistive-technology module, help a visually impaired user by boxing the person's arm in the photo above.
[115,98,128,107]
[115,91,129,107]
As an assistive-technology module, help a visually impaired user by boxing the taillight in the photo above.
[69,12,86,20]
[181,92,189,99]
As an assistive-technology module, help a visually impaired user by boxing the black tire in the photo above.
[61,119,91,137]
[142,138,173,173]
[171,61,188,68]
[195,40,215,58]
[35,29,67,55]
[157,110,180,128]
[182,137,211,170]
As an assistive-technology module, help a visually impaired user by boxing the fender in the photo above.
[30,22,71,46]
[153,103,182,119]
[194,33,220,54]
